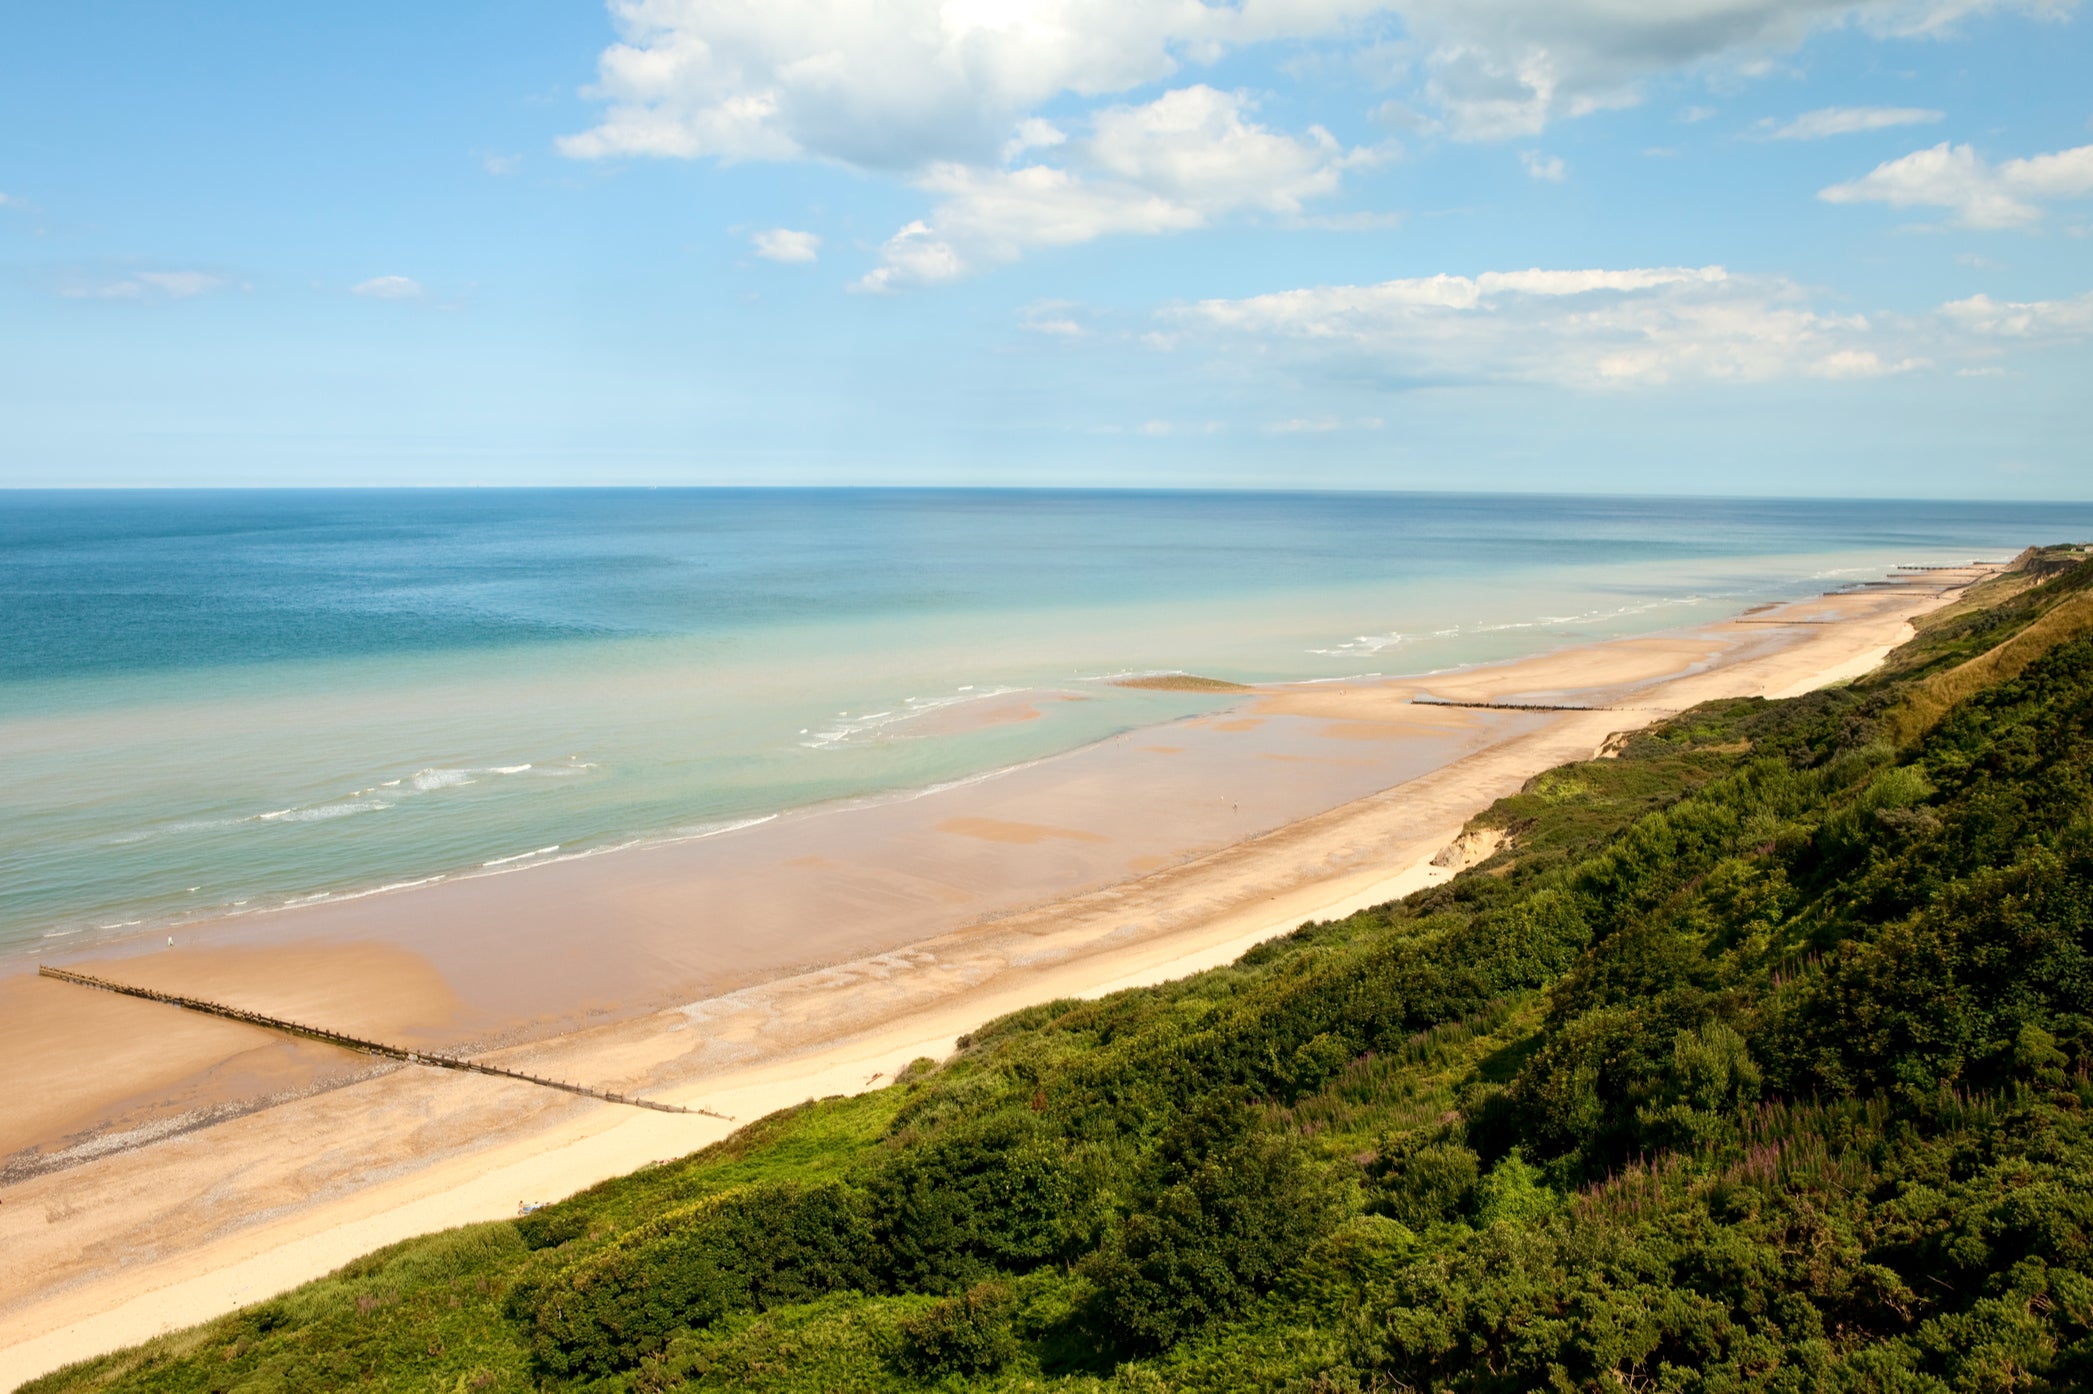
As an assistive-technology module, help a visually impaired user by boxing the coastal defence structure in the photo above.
[1410,698,1676,713]
[35,964,727,1120]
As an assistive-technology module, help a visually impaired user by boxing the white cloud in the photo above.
[751,227,821,262]
[134,271,227,299]
[351,275,425,299]
[1002,117,1068,163]
[1089,86,1355,207]
[60,270,229,300]
[1078,417,1227,436]
[1939,289,2093,336]
[1371,97,1435,131]
[557,0,1296,169]
[1756,105,1943,138]
[1820,140,2093,227]
[483,153,523,175]
[1263,414,1385,431]
[1290,209,1408,230]
[558,0,2078,284]
[2010,142,2093,196]
[1173,264,1942,387]
[855,86,1377,290]
[563,0,2075,166]
[1397,0,2065,141]
[1521,150,1566,181]
[855,167,1201,292]
[1020,299,1094,336]
[1173,263,2093,391]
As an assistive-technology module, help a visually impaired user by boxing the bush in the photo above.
[516,1205,590,1251]
[1369,1138,1481,1229]
[526,1182,877,1376]
[870,1107,1094,1291]
[1082,1098,1341,1351]
[895,1281,1018,1378]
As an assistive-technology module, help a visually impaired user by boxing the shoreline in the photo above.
[0,561,1986,975]
[0,676,1404,980]
[0,568,1989,1388]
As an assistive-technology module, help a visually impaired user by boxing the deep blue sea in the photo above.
[5,488,2089,960]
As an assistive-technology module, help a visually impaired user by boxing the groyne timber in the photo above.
[36,964,727,1120]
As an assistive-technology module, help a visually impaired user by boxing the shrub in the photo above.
[516,1205,589,1251]
[1369,1138,1481,1229]
[895,1281,1018,1378]
[526,1182,877,1376]
[870,1107,1095,1291]
[1082,1098,1341,1352]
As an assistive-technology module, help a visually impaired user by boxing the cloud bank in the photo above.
[565,0,2072,163]
[1168,263,2091,388]
[562,0,2076,284]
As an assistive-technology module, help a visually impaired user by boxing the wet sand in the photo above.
[0,570,1989,1388]
[8,696,1523,1088]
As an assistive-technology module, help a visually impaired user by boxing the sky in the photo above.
[1,0,2089,496]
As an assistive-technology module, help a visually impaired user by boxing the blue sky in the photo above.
[2,0,2089,496]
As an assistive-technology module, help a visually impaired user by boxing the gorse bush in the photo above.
[30,549,2093,1393]
[1367,1137,1480,1229]
[521,1182,880,1376]
[1081,1096,1343,1352]
[895,1282,1018,1378]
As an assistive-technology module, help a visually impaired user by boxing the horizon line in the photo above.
[5,483,2093,508]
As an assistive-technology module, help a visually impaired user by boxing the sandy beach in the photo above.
[0,568,1988,1388]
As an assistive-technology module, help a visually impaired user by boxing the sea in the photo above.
[6,488,2090,963]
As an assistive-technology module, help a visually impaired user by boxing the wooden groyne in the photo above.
[36,964,727,1121]
[1410,698,1675,714]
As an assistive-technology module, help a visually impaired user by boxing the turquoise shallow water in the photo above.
[5,488,2089,960]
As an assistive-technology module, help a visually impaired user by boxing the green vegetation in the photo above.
[30,549,2093,1393]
